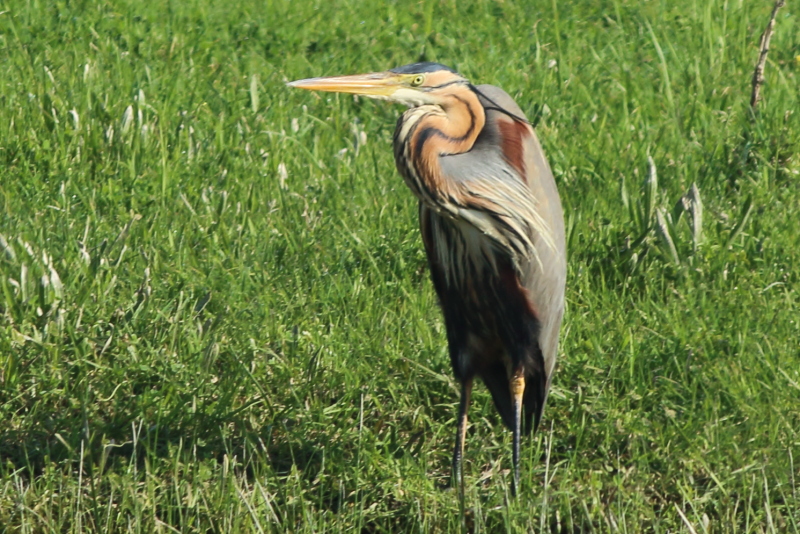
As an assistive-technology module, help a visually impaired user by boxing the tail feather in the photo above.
[523,369,547,435]
[481,363,547,435]
[481,363,515,430]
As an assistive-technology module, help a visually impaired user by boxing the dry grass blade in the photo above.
[674,504,699,534]
[725,195,754,249]
[689,183,703,251]
[644,156,658,227]
[656,208,680,265]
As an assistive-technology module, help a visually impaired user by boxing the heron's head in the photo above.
[287,62,469,108]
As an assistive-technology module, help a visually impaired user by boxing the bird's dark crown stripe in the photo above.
[390,62,457,74]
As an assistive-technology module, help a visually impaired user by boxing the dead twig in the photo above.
[750,0,786,111]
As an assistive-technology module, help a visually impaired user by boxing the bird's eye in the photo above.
[411,75,425,87]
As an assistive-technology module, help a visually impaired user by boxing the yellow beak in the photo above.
[287,72,401,98]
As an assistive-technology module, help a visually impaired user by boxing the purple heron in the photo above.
[289,63,566,496]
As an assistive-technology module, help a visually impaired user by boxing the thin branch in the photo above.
[750,0,786,110]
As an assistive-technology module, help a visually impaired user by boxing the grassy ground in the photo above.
[1,0,799,531]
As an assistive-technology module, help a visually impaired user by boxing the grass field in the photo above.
[1,0,799,531]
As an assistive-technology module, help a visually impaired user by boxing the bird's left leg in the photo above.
[452,378,473,499]
[510,367,525,497]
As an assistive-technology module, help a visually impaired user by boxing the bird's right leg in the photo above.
[452,378,473,498]
[510,367,525,497]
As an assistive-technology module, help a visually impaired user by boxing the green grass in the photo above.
[1,0,799,531]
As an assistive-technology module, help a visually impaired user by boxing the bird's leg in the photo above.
[510,368,526,497]
[452,378,473,498]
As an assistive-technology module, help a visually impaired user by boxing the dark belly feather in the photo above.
[419,204,547,434]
